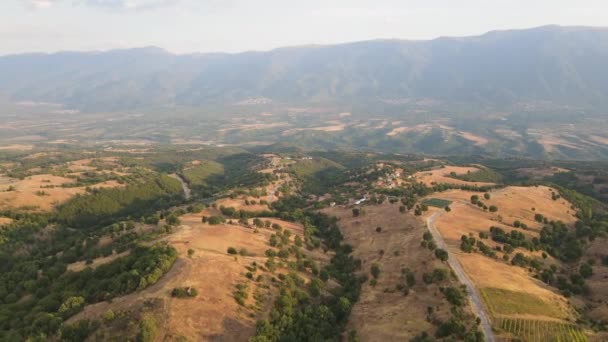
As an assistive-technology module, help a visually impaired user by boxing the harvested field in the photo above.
[215,197,269,212]
[0,144,33,150]
[458,131,489,145]
[414,165,495,187]
[0,174,123,211]
[323,203,467,340]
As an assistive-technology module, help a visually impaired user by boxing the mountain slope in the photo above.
[0,26,607,112]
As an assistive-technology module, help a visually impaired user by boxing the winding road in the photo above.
[426,211,495,342]
[169,173,192,200]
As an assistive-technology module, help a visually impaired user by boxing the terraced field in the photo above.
[498,318,587,342]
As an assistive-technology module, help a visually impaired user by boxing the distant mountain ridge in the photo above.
[1,25,608,112]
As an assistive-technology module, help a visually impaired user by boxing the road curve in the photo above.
[169,173,192,200]
[426,211,495,342]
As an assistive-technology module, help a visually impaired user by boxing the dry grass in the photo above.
[581,238,608,324]
[0,217,12,225]
[67,251,130,272]
[70,213,316,341]
[421,185,578,325]
[414,165,495,187]
[516,167,569,180]
[0,174,123,211]
[323,203,465,340]
[0,144,34,150]
[458,131,489,145]
[215,197,269,212]
[480,288,567,318]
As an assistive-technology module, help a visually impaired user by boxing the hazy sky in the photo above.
[1,0,607,55]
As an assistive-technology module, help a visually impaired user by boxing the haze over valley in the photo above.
[1,2,608,341]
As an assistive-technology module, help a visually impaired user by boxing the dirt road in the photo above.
[169,173,192,200]
[426,211,495,342]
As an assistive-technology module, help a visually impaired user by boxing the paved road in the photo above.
[169,173,192,200]
[426,211,495,342]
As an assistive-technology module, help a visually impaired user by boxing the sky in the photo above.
[1,0,607,55]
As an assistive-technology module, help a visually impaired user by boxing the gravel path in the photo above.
[426,211,495,342]
[169,173,192,200]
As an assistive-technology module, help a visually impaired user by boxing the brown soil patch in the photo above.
[215,197,269,212]
[517,167,569,180]
[67,251,130,272]
[458,131,489,145]
[323,203,467,340]
[0,174,124,211]
[414,166,495,187]
[0,217,12,225]
[0,144,34,150]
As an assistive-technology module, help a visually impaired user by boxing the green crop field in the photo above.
[499,318,587,342]
[422,198,452,208]
[480,288,565,319]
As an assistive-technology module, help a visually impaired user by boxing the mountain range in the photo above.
[1,25,607,113]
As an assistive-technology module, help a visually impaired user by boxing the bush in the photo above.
[208,216,225,225]
[370,263,381,279]
[103,309,115,322]
[171,287,198,298]
[489,205,498,212]
[227,247,238,255]
[422,232,433,241]
[580,263,593,278]
[442,286,465,306]
[137,315,158,342]
[435,249,448,262]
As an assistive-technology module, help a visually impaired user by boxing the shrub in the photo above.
[227,247,238,255]
[370,263,381,279]
[171,287,198,298]
[208,216,225,225]
[435,249,448,262]
[103,309,115,322]
[442,286,465,306]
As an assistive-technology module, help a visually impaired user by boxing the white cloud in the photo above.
[27,0,57,9]
[84,0,178,11]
